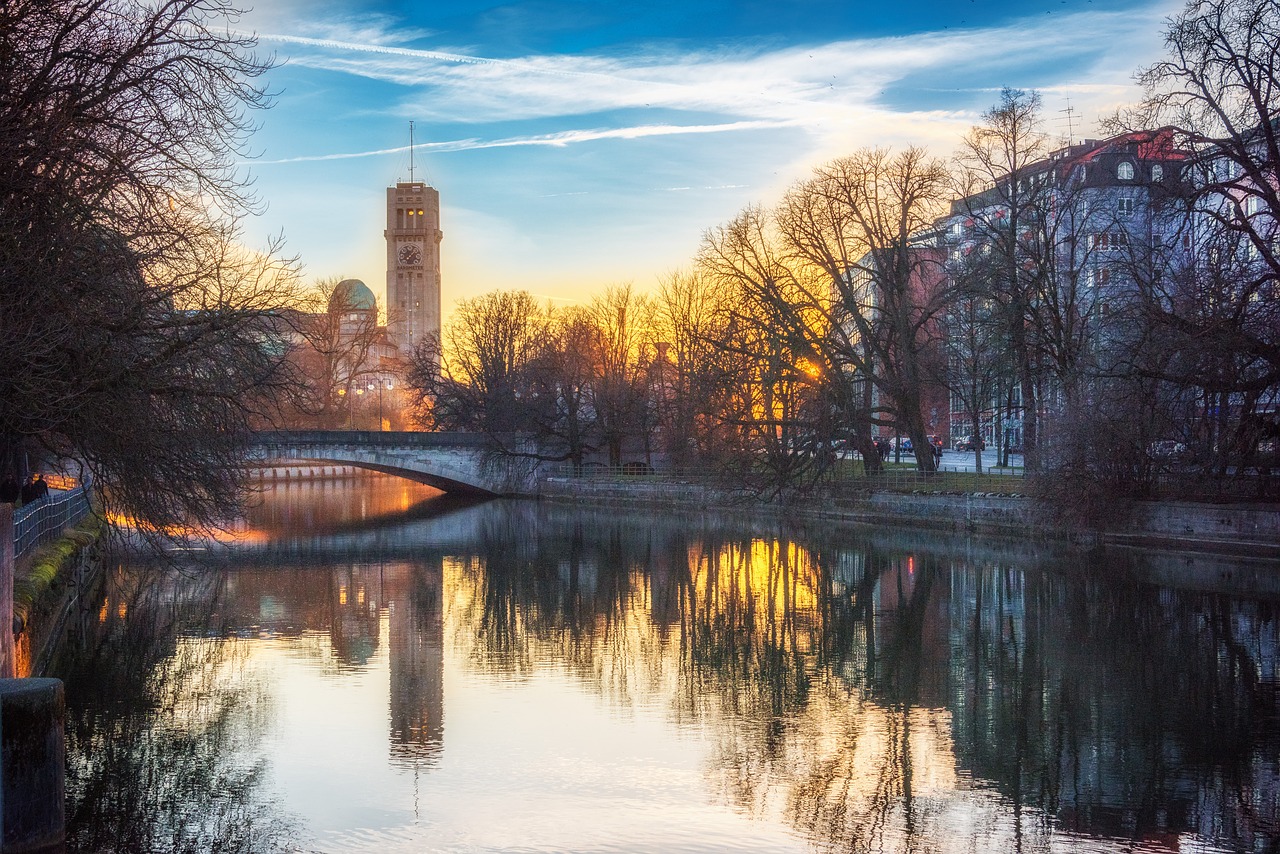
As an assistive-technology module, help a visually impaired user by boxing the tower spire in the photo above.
[409,120,415,183]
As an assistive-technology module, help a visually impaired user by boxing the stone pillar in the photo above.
[0,678,65,853]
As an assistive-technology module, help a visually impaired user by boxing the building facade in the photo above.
[934,129,1191,451]
[385,181,443,352]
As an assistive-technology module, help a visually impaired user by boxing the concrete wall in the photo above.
[0,678,64,853]
[537,477,1280,557]
[1118,501,1280,552]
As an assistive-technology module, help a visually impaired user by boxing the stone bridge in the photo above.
[249,431,541,496]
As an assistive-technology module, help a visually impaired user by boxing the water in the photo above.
[50,475,1280,853]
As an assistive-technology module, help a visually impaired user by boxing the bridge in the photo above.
[250,431,543,496]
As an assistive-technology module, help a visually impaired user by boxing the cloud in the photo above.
[249,119,802,164]
[256,4,1165,129]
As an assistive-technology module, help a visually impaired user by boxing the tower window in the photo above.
[1151,164,1164,181]
[1117,161,1135,180]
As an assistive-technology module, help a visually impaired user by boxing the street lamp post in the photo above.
[367,381,376,430]
[369,379,393,430]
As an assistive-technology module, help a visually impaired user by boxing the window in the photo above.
[1091,231,1129,251]
[1151,164,1164,181]
[1117,161,1135,180]
[1118,197,1135,218]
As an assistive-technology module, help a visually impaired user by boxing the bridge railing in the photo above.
[14,481,95,560]
[253,430,504,448]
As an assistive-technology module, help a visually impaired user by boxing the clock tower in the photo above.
[385,181,442,351]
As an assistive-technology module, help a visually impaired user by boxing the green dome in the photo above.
[332,279,377,312]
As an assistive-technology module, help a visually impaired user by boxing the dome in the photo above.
[331,279,377,312]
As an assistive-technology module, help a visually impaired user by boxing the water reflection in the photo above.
[52,476,1280,853]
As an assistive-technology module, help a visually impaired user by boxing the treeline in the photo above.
[408,0,1279,506]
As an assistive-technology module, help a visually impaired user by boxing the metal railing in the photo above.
[13,482,94,559]
[545,462,1027,494]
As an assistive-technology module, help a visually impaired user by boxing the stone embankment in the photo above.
[537,476,1280,559]
[13,518,104,679]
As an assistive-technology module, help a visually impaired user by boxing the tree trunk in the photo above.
[972,413,984,474]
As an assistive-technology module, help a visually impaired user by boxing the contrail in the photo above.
[250,120,800,164]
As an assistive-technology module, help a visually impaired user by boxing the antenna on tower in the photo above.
[409,120,415,183]
[1059,99,1076,146]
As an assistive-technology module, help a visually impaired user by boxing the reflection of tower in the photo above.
[330,565,381,668]
[385,180,442,350]
[388,558,444,764]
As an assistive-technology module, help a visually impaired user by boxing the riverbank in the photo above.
[537,476,1280,559]
[13,518,105,678]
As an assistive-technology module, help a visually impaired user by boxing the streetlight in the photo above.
[369,379,393,430]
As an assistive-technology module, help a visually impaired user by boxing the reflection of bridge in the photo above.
[250,431,541,496]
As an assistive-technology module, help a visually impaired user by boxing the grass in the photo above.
[822,459,1027,495]
[13,517,101,629]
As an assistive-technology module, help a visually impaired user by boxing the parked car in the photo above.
[1147,440,1188,460]
[954,435,985,452]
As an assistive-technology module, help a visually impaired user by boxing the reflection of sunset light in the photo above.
[104,510,269,544]
[357,586,365,605]
[339,585,348,606]
[117,601,127,619]
[99,600,109,623]
[688,539,820,623]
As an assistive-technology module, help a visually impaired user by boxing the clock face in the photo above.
[397,243,423,266]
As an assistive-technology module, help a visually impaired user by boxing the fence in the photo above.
[545,462,1027,495]
[13,483,94,560]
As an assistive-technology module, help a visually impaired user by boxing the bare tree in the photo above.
[405,290,553,434]
[281,278,389,429]
[585,284,655,468]
[532,308,601,471]
[1113,0,1280,478]
[940,251,1010,472]
[953,89,1052,469]
[650,269,742,472]
[775,147,952,473]
[0,0,298,674]
[698,206,839,490]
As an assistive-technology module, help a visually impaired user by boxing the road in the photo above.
[872,449,1024,472]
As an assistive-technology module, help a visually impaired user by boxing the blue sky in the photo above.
[239,0,1182,312]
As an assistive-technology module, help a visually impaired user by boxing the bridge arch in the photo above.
[250,431,540,496]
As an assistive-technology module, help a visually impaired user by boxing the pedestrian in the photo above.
[34,473,48,500]
[19,475,38,504]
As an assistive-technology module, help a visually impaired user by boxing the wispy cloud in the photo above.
[257,5,1165,128]
[250,119,801,164]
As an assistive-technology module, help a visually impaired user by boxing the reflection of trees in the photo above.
[952,562,1280,851]
[447,503,1280,853]
[55,566,295,853]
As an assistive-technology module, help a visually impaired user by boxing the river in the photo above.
[48,474,1280,853]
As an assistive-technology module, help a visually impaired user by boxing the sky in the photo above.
[238,0,1185,314]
